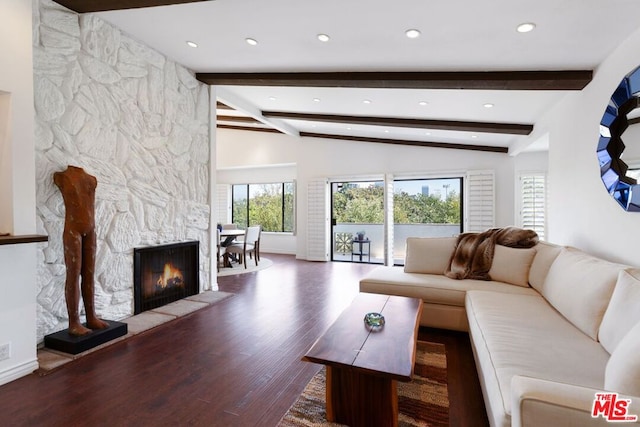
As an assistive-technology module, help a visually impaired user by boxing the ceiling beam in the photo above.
[300,132,508,153]
[53,0,207,13]
[217,115,262,124]
[262,111,533,135]
[216,124,508,152]
[217,124,283,134]
[216,101,233,110]
[197,71,592,91]
[216,87,299,136]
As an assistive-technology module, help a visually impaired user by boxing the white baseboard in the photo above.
[0,358,39,386]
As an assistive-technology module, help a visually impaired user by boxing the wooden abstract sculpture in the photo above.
[54,166,109,336]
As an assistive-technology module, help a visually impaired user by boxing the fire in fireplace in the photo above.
[156,262,184,289]
[133,241,199,314]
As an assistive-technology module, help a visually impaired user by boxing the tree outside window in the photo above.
[333,183,384,224]
[332,179,461,225]
[232,183,294,232]
[393,179,461,225]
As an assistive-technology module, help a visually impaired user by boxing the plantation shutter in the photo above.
[384,173,394,266]
[466,170,495,232]
[215,184,231,225]
[519,173,546,240]
[307,179,329,261]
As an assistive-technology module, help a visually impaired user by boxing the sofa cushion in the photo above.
[599,269,640,354]
[466,290,610,426]
[404,237,456,274]
[528,241,562,292]
[488,245,536,287]
[605,320,640,396]
[360,266,537,307]
[540,247,626,340]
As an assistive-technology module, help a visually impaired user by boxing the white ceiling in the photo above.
[95,0,640,153]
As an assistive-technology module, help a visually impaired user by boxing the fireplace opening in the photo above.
[133,241,199,314]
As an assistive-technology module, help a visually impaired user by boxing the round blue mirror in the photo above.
[598,66,640,211]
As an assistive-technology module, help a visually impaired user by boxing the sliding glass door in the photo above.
[393,178,463,264]
[329,177,462,265]
[331,181,384,264]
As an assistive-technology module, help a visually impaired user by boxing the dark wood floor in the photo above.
[0,254,488,427]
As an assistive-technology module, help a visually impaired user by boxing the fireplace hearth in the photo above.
[133,241,199,314]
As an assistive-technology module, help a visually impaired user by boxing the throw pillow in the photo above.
[541,247,626,341]
[599,269,640,354]
[404,237,456,274]
[528,241,562,292]
[488,245,536,287]
[605,320,640,396]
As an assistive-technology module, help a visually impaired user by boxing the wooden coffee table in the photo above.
[302,292,423,427]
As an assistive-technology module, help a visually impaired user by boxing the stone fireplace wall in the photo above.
[33,0,211,340]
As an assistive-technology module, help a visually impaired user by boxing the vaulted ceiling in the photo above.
[54,0,640,153]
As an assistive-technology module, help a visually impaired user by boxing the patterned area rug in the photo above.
[279,341,449,427]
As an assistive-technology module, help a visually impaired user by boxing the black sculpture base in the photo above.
[44,320,128,355]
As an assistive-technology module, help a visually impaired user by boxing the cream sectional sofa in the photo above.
[359,237,640,427]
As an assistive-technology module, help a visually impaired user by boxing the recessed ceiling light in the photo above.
[363,99,372,104]
[425,132,431,136]
[483,103,494,108]
[516,22,536,33]
[317,34,330,42]
[268,96,276,101]
[471,135,478,139]
[246,38,258,46]
[346,127,352,131]
[384,130,390,133]
[405,29,421,39]
[313,98,321,103]
[418,101,428,106]
[186,41,198,48]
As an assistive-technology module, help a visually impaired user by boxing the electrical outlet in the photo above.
[0,343,10,361]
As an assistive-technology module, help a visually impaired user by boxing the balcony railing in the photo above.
[333,223,460,264]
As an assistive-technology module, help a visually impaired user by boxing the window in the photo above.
[393,177,463,263]
[519,173,546,240]
[232,182,295,232]
[393,178,462,226]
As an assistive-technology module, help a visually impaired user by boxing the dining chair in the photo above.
[216,228,225,271]
[225,225,261,269]
[255,226,262,262]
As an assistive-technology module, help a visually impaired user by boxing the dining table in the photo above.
[219,229,246,267]
[219,228,246,239]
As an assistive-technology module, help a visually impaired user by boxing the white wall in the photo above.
[540,26,640,266]
[0,92,12,234]
[0,0,39,385]
[514,151,548,173]
[0,244,38,385]
[0,0,36,235]
[217,128,545,259]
